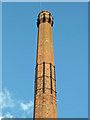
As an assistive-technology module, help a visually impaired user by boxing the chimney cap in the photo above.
[37,10,54,28]
[38,10,52,18]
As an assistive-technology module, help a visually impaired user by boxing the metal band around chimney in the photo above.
[43,62,45,93]
[36,64,38,94]
[50,63,52,94]
[54,66,56,96]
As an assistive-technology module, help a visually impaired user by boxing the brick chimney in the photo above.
[33,10,58,119]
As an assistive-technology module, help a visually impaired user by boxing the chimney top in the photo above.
[37,10,53,28]
[38,10,52,17]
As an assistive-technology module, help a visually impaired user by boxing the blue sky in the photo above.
[1,2,88,118]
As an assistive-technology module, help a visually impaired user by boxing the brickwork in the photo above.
[33,11,58,119]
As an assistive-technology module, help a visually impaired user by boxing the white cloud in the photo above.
[0,88,33,118]
[20,101,33,111]
[0,88,15,109]
[5,112,13,118]
[0,112,13,119]
[0,115,3,120]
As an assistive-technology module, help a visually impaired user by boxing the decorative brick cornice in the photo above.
[37,10,53,27]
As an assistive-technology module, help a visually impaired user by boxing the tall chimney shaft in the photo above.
[33,10,58,118]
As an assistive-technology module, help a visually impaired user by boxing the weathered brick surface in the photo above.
[34,11,58,119]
